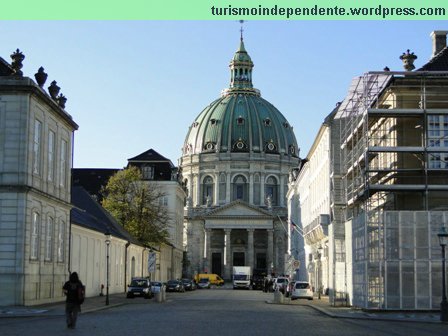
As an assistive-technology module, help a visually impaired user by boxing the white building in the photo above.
[0,50,78,305]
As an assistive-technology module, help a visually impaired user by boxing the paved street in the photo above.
[1,289,447,336]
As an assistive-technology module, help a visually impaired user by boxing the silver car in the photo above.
[290,281,314,300]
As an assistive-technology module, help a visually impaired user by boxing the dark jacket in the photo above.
[63,281,84,304]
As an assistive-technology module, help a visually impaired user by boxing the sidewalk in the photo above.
[267,294,444,324]
[0,293,137,318]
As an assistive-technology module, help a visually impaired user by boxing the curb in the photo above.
[265,299,443,324]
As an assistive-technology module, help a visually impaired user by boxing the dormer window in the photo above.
[237,116,244,125]
[289,145,296,155]
[233,138,247,151]
[210,119,217,125]
[264,118,271,126]
[265,140,276,152]
[283,122,289,128]
[142,165,154,180]
[205,142,215,151]
[192,122,199,127]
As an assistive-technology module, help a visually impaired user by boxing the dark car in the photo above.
[197,278,211,289]
[126,278,152,299]
[181,278,196,291]
[166,280,185,292]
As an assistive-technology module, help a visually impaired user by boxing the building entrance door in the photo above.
[233,252,245,266]
[212,253,222,276]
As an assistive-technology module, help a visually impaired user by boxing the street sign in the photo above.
[148,252,156,273]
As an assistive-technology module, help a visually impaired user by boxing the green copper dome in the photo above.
[182,38,299,158]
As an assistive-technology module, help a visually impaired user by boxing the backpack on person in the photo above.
[77,285,85,304]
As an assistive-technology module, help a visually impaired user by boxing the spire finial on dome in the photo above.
[239,20,244,42]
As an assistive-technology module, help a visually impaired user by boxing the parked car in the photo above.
[274,277,289,294]
[181,278,196,291]
[151,281,163,294]
[290,281,314,300]
[196,278,211,289]
[166,280,185,292]
[126,278,152,299]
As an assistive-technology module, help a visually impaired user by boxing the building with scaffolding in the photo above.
[288,30,448,310]
[336,31,448,309]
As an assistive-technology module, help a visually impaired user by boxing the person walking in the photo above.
[63,272,84,329]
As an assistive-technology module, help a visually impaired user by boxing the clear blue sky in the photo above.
[0,21,443,168]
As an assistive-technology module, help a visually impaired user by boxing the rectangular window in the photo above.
[158,196,168,206]
[142,166,154,180]
[427,115,448,169]
[57,221,65,262]
[33,120,42,175]
[45,217,53,261]
[48,131,55,181]
[31,212,40,259]
[60,139,67,187]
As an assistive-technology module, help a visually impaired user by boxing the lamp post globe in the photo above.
[437,226,448,322]
[105,232,111,306]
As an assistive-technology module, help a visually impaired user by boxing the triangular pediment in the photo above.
[204,200,273,219]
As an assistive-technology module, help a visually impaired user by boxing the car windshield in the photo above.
[295,282,310,289]
[167,280,179,285]
[130,280,148,287]
[233,274,249,280]
[199,278,209,283]
[276,278,287,284]
[151,282,162,287]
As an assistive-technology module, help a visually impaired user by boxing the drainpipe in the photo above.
[68,130,75,276]
[124,241,130,291]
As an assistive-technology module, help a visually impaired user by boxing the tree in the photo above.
[101,166,170,245]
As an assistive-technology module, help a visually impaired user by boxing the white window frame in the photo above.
[33,120,42,175]
[57,220,65,262]
[31,212,40,260]
[45,216,53,261]
[48,130,55,181]
[60,139,67,187]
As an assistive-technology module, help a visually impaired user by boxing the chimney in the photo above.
[430,30,448,57]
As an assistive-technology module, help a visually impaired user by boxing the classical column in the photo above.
[249,173,254,204]
[279,175,285,207]
[226,172,231,202]
[205,228,211,273]
[267,229,274,275]
[224,229,232,279]
[247,229,254,270]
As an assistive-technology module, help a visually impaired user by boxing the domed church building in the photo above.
[180,33,300,280]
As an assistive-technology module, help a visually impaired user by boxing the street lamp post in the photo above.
[105,232,111,306]
[437,226,448,322]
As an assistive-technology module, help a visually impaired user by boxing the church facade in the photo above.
[180,36,300,280]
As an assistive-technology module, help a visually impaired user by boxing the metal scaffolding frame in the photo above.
[337,71,448,309]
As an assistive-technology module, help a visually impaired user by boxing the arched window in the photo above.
[57,220,65,262]
[219,173,226,202]
[232,175,248,202]
[31,211,40,260]
[265,176,278,206]
[45,216,54,261]
[202,176,214,205]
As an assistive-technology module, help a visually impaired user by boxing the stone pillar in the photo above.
[260,173,265,205]
[249,173,254,204]
[247,229,254,269]
[194,174,200,206]
[224,229,232,279]
[267,229,274,275]
[205,228,211,273]
[279,175,285,207]
[226,172,231,202]
[214,173,219,206]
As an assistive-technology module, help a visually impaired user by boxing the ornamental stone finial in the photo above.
[10,49,25,76]
[400,49,417,71]
[48,81,60,100]
[34,67,48,87]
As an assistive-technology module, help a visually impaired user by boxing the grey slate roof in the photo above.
[71,186,141,245]
[417,47,448,71]
[128,148,173,166]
